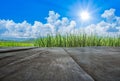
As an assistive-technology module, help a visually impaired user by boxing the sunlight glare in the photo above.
[80,11,90,21]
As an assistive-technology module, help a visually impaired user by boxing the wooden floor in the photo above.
[0,47,120,81]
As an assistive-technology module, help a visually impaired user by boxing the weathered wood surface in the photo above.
[0,47,120,81]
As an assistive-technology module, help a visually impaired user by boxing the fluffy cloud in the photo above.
[0,20,32,38]
[0,11,76,39]
[0,8,120,40]
[101,8,115,19]
[82,8,120,36]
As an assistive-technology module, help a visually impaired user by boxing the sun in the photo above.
[80,11,90,21]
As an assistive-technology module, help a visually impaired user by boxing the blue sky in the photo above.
[0,0,120,23]
[0,0,120,40]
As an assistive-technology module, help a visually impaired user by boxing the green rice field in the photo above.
[0,41,33,47]
[0,34,120,47]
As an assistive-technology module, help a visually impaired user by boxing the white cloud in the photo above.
[0,9,120,40]
[101,8,115,19]
[46,11,60,24]
[0,20,32,38]
[81,8,120,36]
[0,11,76,39]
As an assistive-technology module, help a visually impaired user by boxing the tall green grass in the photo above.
[34,34,120,47]
[0,41,33,47]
